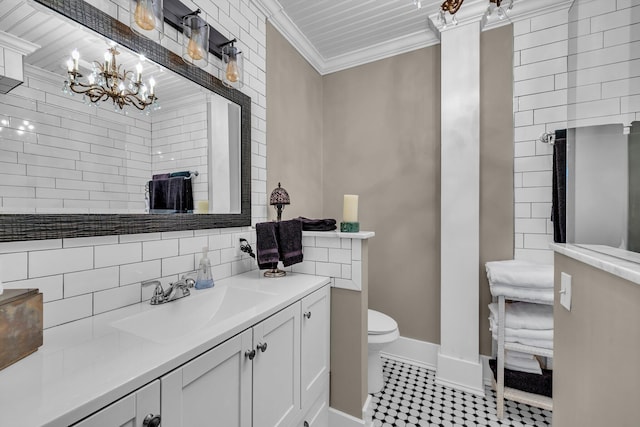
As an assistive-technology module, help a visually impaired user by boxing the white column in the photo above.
[436,19,484,396]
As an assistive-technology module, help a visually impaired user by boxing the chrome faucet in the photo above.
[142,275,196,305]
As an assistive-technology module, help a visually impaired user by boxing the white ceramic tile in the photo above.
[352,240,362,261]
[0,239,61,254]
[604,21,640,47]
[524,233,553,250]
[302,236,315,247]
[515,233,525,249]
[118,232,161,243]
[514,111,534,127]
[64,266,119,298]
[515,218,548,234]
[44,294,92,329]
[315,262,341,278]
[220,247,241,263]
[29,247,93,278]
[120,260,162,285]
[314,236,342,248]
[328,248,351,264]
[340,238,351,249]
[292,261,316,275]
[161,230,194,240]
[515,187,553,204]
[333,278,359,291]
[515,203,531,218]
[304,247,329,262]
[209,233,233,250]
[534,105,568,124]
[211,262,232,281]
[162,254,195,277]
[179,236,209,255]
[521,40,568,65]
[568,97,620,120]
[231,258,254,276]
[95,242,141,268]
[514,248,555,265]
[530,9,569,32]
[522,171,552,187]
[143,239,179,261]
[514,57,567,82]
[531,202,553,218]
[514,25,568,52]
[4,275,63,302]
[93,283,141,315]
[341,264,352,280]
[514,155,553,173]
[0,252,28,281]
[63,235,119,248]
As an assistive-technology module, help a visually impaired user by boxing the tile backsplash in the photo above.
[1,228,255,329]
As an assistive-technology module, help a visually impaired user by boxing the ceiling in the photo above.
[251,0,570,75]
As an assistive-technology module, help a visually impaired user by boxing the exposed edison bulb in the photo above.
[134,0,156,31]
[187,36,204,61]
[225,58,239,83]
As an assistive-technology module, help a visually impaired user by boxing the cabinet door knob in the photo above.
[303,311,312,319]
[257,342,268,353]
[245,349,256,360]
[143,413,161,427]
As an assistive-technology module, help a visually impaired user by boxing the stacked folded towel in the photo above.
[489,302,554,350]
[485,260,554,303]
[504,351,542,375]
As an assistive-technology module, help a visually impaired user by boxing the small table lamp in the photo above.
[269,182,290,222]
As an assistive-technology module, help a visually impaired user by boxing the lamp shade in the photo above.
[182,12,209,68]
[130,0,163,42]
[270,183,290,206]
[221,41,244,89]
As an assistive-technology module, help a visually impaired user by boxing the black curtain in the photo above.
[552,129,567,243]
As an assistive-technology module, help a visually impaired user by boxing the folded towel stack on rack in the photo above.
[147,171,198,213]
[489,302,554,351]
[485,260,554,304]
[256,219,303,269]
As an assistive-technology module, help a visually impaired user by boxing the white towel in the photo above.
[505,351,542,375]
[491,331,553,349]
[489,284,554,304]
[486,260,554,289]
[489,302,553,330]
[489,316,554,341]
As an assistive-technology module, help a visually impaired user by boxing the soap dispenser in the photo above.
[195,246,214,289]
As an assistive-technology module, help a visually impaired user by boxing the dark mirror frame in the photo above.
[0,0,251,242]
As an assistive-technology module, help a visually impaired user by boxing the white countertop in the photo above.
[302,230,375,239]
[551,243,640,286]
[0,271,330,427]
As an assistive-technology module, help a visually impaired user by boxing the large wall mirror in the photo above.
[0,0,251,241]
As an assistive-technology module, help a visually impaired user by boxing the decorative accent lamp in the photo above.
[269,182,290,222]
[341,194,360,232]
[221,39,244,89]
[130,0,163,42]
[181,9,209,68]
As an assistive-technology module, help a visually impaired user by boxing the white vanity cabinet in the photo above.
[159,284,330,427]
[72,380,160,427]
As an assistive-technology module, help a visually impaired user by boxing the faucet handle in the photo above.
[142,280,164,305]
[181,272,197,288]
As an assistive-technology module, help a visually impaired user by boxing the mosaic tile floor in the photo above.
[370,357,552,427]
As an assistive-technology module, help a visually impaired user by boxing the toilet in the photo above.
[368,309,399,394]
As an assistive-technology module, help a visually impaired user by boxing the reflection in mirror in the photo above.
[0,1,242,215]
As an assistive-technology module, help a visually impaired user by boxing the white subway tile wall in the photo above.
[513,10,569,264]
[513,1,640,263]
[0,0,267,327]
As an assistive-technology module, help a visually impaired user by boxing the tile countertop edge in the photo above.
[302,230,375,239]
[550,243,640,286]
[0,271,331,427]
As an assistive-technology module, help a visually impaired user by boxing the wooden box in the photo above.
[0,289,43,371]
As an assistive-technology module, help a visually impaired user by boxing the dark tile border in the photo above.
[0,0,252,242]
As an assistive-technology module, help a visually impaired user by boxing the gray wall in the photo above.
[554,253,640,426]
[266,23,324,220]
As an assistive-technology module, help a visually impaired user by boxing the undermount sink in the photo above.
[111,285,277,344]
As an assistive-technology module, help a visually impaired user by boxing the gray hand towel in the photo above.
[278,219,303,267]
[256,221,279,270]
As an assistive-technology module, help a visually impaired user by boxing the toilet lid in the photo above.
[368,309,398,335]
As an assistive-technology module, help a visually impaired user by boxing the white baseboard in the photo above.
[380,336,494,392]
[328,407,372,427]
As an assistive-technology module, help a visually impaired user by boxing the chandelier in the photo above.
[62,47,159,112]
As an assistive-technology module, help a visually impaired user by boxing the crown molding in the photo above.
[0,31,40,56]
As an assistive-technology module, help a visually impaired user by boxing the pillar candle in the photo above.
[343,194,359,222]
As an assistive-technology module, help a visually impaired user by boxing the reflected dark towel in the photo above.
[551,129,567,243]
[278,219,303,267]
[296,217,337,231]
[256,222,279,270]
[169,171,191,178]
[148,177,193,212]
[152,173,170,180]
